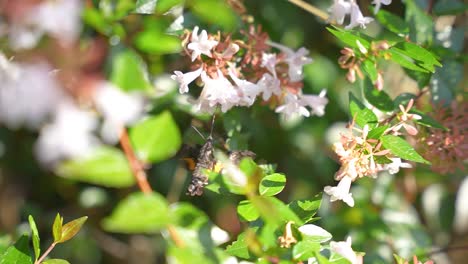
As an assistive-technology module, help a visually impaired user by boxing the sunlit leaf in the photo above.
[130,111,182,163]
[362,78,394,112]
[42,259,71,264]
[0,234,32,264]
[189,0,237,30]
[110,49,153,92]
[102,192,171,233]
[52,213,63,243]
[56,147,135,188]
[57,216,88,243]
[27,215,40,261]
[292,240,320,260]
[259,173,286,196]
[288,197,321,223]
[237,200,260,222]
[381,135,430,164]
[374,9,409,34]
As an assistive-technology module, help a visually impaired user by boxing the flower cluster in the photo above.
[171,26,328,118]
[419,102,468,174]
[0,53,144,166]
[324,100,421,206]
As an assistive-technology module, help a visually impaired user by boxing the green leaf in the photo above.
[57,216,87,243]
[0,234,33,264]
[374,9,409,34]
[381,135,430,164]
[42,259,71,264]
[250,196,302,225]
[134,30,182,54]
[189,0,237,31]
[288,197,321,223]
[367,126,389,139]
[110,49,153,92]
[225,231,253,259]
[130,111,181,163]
[237,200,260,222]
[170,202,208,229]
[27,216,40,261]
[52,213,63,243]
[56,146,135,188]
[362,60,378,82]
[82,8,111,35]
[155,0,184,14]
[292,240,321,260]
[393,42,441,72]
[405,0,433,43]
[388,48,429,72]
[410,110,446,130]
[259,173,286,196]
[102,192,171,233]
[362,78,394,112]
[348,92,378,128]
[327,27,371,50]
[393,93,416,109]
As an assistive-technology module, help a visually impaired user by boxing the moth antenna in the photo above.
[191,125,206,141]
[209,114,216,139]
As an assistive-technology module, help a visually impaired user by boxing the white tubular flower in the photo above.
[0,63,65,129]
[210,225,230,245]
[345,3,374,30]
[261,53,278,77]
[372,0,392,14]
[384,158,412,174]
[187,26,218,61]
[298,224,332,242]
[257,73,281,101]
[195,70,239,113]
[300,90,329,116]
[228,69,261,106]
[171,66,203,93]
[324,175,355,207]
[35,101,99,166]
[275,93,310,118]
[330,237,362,264]
[267,42,313,81]
[32,0,82,43]
[93,82,144,143]
[0,53,19,82]
[329,0,351,24]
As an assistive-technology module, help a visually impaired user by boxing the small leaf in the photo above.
[393,42,441,72]
[57,216,88,243]
[292,240,321,260]
[134,31,182,54]
[362,60,378,82]
[130,111,182,163]
[56,146,135,188]
[102,192,171,233]
[0,234,33,264]
[42,259,71,264]
[388,48,429,72]
[288,197,321,223]
[237,200,260,222]
[410,110,446,130]
[259,173,286,196]
[189,0,237,31]
[375,9,409,34]
[327,27,371,50]
[348,92,378,128]
[367,126,389,139]
[250,196,302,225]
[110,49,153,92]
[27,215,40,261]
[52,213,63,243]
[362,78,394,112]
[225,231,254,259]
[381,135,430,164]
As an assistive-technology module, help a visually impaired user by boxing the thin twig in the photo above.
[118,127,184,248]
[287,0,329,21]
[35,242,56,264]
[119,127,153,194]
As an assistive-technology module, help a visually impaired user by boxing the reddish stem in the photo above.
[119,128,153,194]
